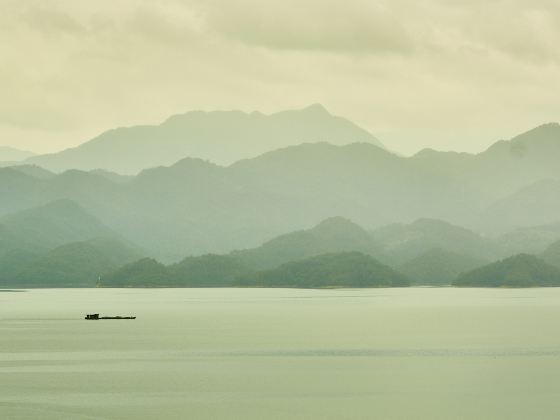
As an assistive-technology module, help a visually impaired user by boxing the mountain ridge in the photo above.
[25,105,384,174]
[0,122,559,259]
[454,254,560,287]
[0,146,35,162]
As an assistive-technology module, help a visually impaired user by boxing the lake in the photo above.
[2,288,560,419]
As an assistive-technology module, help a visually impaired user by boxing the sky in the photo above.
[1,0,559,156]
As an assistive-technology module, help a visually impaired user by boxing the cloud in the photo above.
[198,0,414,54]
[0,0,559,154]
[414,0,560,63]
[470,7,560,63]
[19,5,86,37]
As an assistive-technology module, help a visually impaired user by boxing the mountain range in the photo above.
[0,200,141,287]
[1,120,560,261]
[97,216,548,288]
[24,105,382,174]
[3,200,560,287]
[100,215,560,288]
[0,146,35,166]
[1,106,560,287]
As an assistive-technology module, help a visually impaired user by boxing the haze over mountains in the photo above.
[1,105,560,287]
[0,147,35,166]
[1,112,560,261]
[0,200,140,287]
[25,104,382,174]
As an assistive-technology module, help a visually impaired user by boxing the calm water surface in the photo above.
[2,288,560,419]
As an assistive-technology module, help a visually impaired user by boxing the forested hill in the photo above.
[454,254,560,288]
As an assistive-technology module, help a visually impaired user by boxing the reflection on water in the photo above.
[2,288,560,420]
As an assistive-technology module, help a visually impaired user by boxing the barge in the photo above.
[85,314,136,320]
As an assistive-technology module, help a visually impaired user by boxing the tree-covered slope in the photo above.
[231,216,379,270]
[0,200,141,287]
[0,248,44,284]
[541,240,560,269]
[167,255,252,287]
[0,237,143,288]
[453,254,560,287]
[100,254,251,287]
[98,258,168,287]
[236,252,409,288]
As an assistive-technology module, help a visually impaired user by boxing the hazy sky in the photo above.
[1,0,559,156]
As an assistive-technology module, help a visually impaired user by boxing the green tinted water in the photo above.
[2,288,560,419]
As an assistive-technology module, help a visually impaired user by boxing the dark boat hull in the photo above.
[100,316,136,320]
[85,314,136,320]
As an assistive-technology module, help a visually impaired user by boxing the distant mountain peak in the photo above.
[162,104,332,124]
[171,156,221,169]
[528,122,559,130]
[301,103,330,114]
[313,216,366,233]
[26,105,382,173]
[413,148,438,157]
[0,146,35,162]
[410,122,560,159]
[511,122,560,144]
[410,218,455,229]
[481,121,560,158]
[136,156,222,178]
[412,148,472,159]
